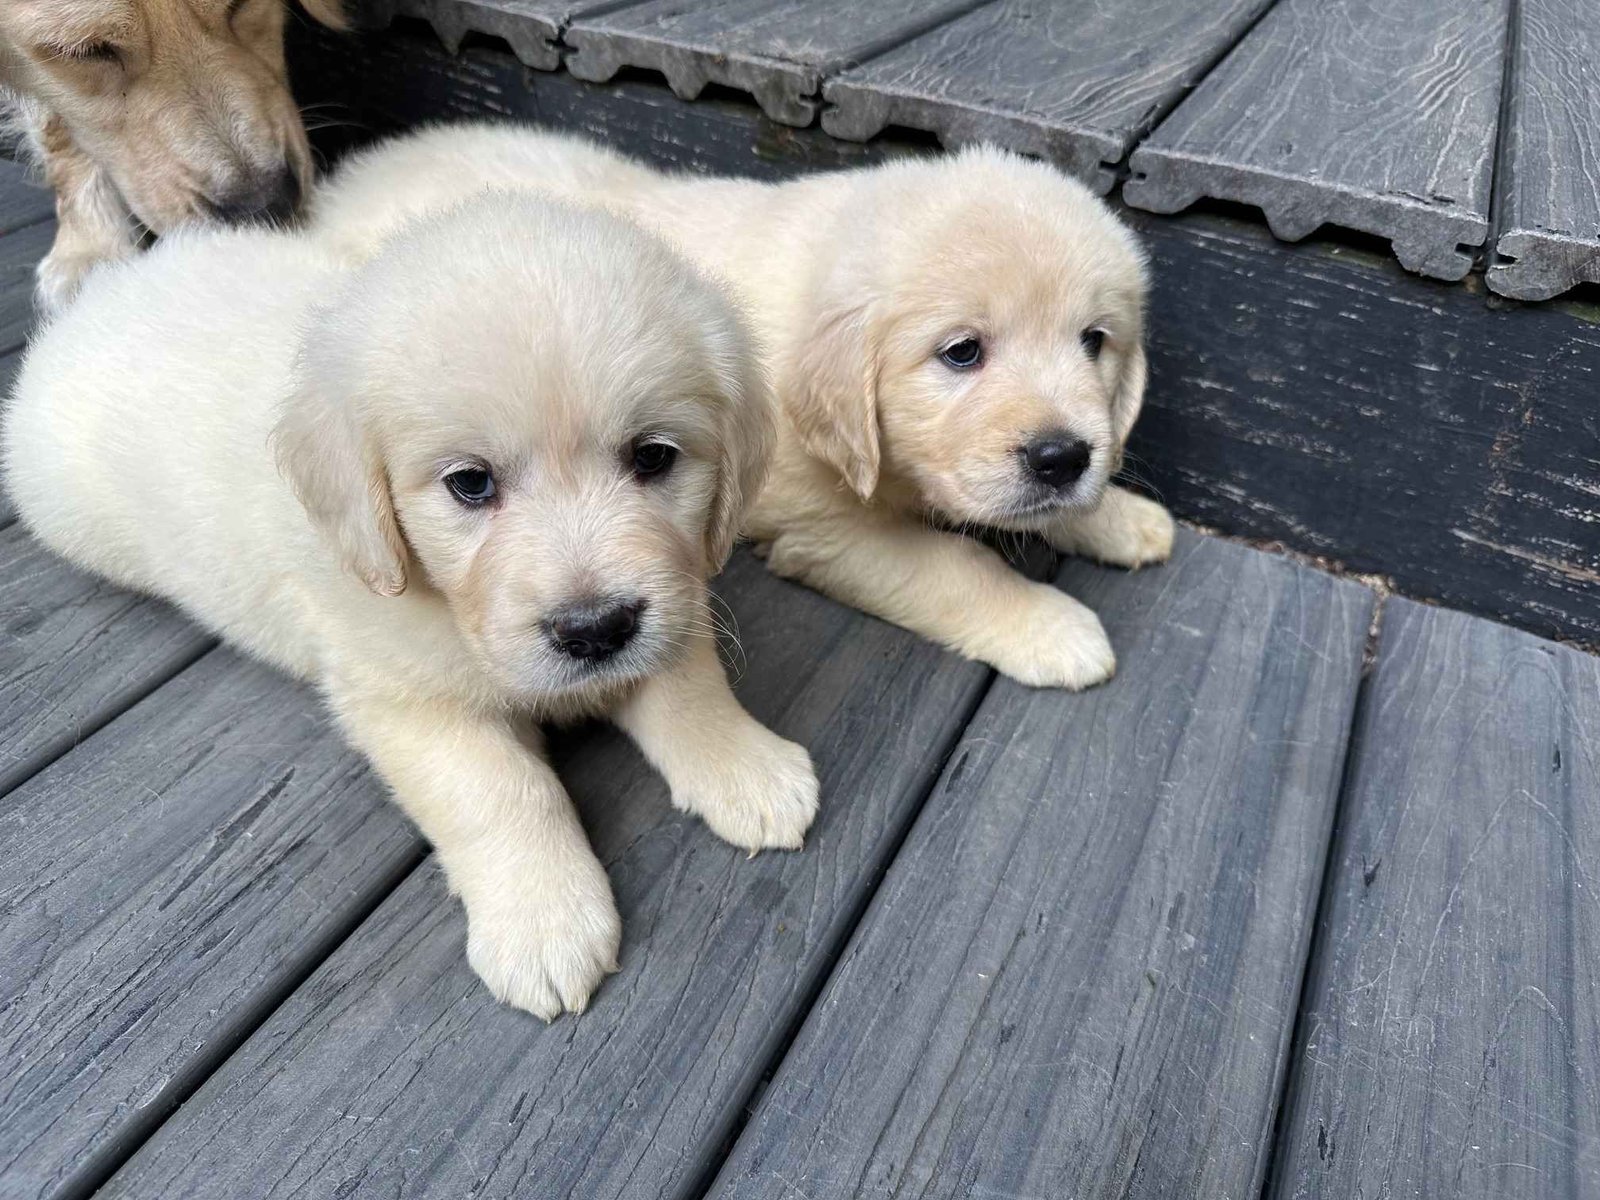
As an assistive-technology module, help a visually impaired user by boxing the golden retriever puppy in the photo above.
[0,0,346,312]
[309,124,1176,689]
[1,193,819,1019]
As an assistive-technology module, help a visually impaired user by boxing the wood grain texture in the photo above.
[0,220,51,355]
[104,549,994,1200]
[0,526,214,797]
[288,23,1600,649]
[0,350,21,528]
[822,0,1274,193]
[1488,0,1600,300]
[0,650,424,1200]
[706,531,1372,1199]
[0,162,54,237]
[1268,599,1600,1198]
[352,0,626,69]
[1124,0,1512,281]
[565,0,991,126]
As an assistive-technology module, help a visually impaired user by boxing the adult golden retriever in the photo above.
[2,194,819,1019]
[0,0,345,311]
[312,124,1177,690]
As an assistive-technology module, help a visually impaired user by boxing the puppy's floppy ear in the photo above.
[1110,338,1148,447]
[784,294,882,502]
[296,0,350,30]
[704,356,776,572]
[272,350,407,596]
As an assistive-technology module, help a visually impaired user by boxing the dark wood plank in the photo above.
[565,0,991,127]
[104,548,994,1200]
[0,220,51,355]
[0,160,55,236]
[705,531,1372,1198]
[0,525,213,797]
[0,350,21,527]
[290,25,1600,645]
[0,651,423,1200]
[352,0,628,69]
[1268,600,1600,1198]
[823,0,1273,193]
[1488,0,1600,301]
[1124,0,1511,281]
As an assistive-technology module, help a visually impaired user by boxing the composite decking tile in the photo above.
[101,548,993,1200]
[1124,0,1512,281]
[1487,0,1600,300]
[564,0,993,127]
[706,530,1374,1199]
[0,649,424,1200]
[1267,599,1600,1197]
[822,0,1275,193]
[358,0,630,70]
[0,525,213,797]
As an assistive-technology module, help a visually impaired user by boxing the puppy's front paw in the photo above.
[35,244,126,315]
[977,588,1116,691]
[462,851,621,1021]
[1057,490,1175,569]
[672,724,819,854]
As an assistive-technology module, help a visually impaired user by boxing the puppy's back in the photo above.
[3,229,335,603]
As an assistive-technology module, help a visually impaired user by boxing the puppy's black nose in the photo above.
[1022,434,1092,490]
[547,600,642,663]
[209,167,302,228]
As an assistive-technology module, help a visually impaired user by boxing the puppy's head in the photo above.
[274,192,770,703]
[1,0,346,232]
[787,146,1148,527]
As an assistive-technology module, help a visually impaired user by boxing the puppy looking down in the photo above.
[2,194,819,1019]
[310,125,1176,689]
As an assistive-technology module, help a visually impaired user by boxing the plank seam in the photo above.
[678,665,1006,1200]
[1256,591,1387,1199]
[65,851,432,1200]
[1485,0,1524,276]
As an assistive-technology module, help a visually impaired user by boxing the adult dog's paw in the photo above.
[673,724,819,854]
[463,853,621,1021]
[978,587,1116,691]
[35,244,125,316]
[1057,489,1176,569]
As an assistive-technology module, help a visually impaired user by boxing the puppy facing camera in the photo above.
[1,193,820,1020]
[309,126,1178,692]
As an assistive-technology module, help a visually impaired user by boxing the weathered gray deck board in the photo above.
[0,525,213,797]
[1487,0,1600,300]
[1124,0,1511,281]
[0,163,53,236]
[565,0,991,127]
[822,0,1274,193]
[707,531,1374,1199]
[104,549,995,1200]
[0,350,21,527]
[1268,599,1600,1198]
[358,0,628,70]
[0,220,50,356]
[0,650,423,1200]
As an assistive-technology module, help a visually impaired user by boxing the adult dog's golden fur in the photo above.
[311,124,1178,689]
[0,0,345,312]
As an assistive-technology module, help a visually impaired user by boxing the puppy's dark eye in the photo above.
[1080,328,1106,360]
[632,439,678,480]
[938,337,983,370]
[444,466,496,505]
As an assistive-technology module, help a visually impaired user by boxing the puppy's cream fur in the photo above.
[310,124,1176,688]
[0,0,345,312]
[2,194,818,1019]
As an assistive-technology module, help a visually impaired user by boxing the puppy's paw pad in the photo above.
[464,877,621,1020]
[677,730,819,853]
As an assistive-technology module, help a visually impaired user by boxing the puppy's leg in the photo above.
[764,513,1115,690]
[334,689,620,1020]
[616,633,818,853]
[1045,485,1175,568]
[34,118,138,313]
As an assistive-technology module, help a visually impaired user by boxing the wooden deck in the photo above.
[358,0,1600,301]
[0,159,1597,1198]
